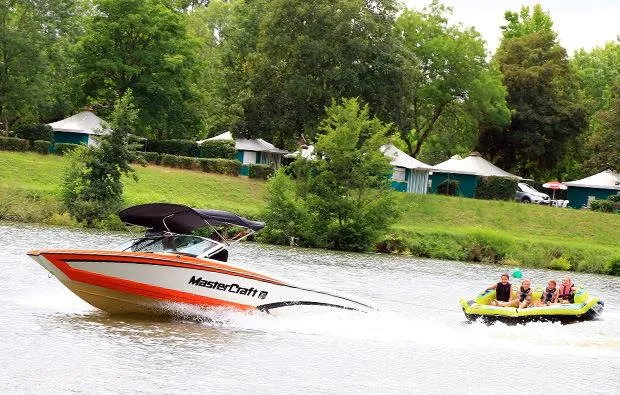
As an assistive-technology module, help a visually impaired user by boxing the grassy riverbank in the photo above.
[1,151,619,274]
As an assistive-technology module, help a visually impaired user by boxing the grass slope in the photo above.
[1,151,618,273]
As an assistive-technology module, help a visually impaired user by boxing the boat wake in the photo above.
[161,302,620,359]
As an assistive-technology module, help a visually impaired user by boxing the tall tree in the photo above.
[77,0,202,139]
[478,4,587,178]
[583,82,620,173]
[394,2,509,158]
[0,0,80,133]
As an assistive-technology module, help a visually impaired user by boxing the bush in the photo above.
[146,139,198,157]
[436,180,459,196]
[33,140,51,154]
[0,136,29,151]
[199,139,236,159]
[590,199,614,213]
[54,143,80,155]
[608,194,620,203]
[607,256,620,276]
[549,256,572,271]
[142,151,161,164]
[248,163,274,179]
[475,176,518,201]
[199,158,241,176]
[13,123,53,143]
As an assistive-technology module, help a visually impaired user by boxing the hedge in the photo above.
[199,139,236,159]
[13,123,53,143]
[146,139,198,157]
[54,143,80,155]
[0,136,29,151]
[33,140,51,154]
[590,199,615,213]
[248,163,274,179]
[199,158,242,176]
[475,176,518,201]
[160,154,199,170]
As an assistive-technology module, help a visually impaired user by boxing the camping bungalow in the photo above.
[48,108,109,146]
[201,132,288,176]
[380,143,431,194]
[564,170,620,208]
[430,152,521,198]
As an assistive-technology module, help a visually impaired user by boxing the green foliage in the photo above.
[475,176,518,201]
[161,154,199,169]
[248,164,274,180]
[572,40,619,115]
[54,143,80,155]
[259,169,311,245]
[608,194,620,203]
[549,256,572,271]
[13,124,53,143]
[436,180,460,196]
[590,199,615,213]
[61,91,139,226]
[141,151,162,164]
[33,140,51,154]
[394,3,509,157]
[198,158,242,176]
[0,137,29,151]
[608,256,620,276]
[199,139,236,159]
[263,98,399,251]
[583,83,620,173]
[77,0,202,139]
[478,6,587,179]
[146,139,199,157]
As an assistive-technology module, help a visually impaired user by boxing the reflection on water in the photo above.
[1,222,619,394]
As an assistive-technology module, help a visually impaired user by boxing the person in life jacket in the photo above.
[485,274,514,306]
[516,279,533,309]
[558,276,578,304]
[541,279,559,305]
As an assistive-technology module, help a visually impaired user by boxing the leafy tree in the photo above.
[572,40,620,115]
[62,91,139,226]
[478,5,587,178]
[583,83,620,173]
[393,2,509,158]
[263,98,399,251]
[77,0,202,139]
[0,0,80,133]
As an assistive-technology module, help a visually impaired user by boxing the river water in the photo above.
[1,223,619,394]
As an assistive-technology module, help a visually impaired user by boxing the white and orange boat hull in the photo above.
[28,250,374,315]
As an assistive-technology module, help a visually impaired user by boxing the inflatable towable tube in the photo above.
[460,287,604,324]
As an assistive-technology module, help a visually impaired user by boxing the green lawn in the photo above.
[1,151,618,273]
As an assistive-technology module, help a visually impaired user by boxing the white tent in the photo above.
[48,109,109,146]
[432,152,521,179]
[564,170,620,190]
[380,143,431,194]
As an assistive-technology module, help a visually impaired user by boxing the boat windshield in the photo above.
[117,235,222,258]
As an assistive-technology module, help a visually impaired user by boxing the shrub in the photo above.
[475,176,518,201]
[199,158,241,176]
[608,194,620,203]
[161,153,182,168]
[549,256,572,271]
[142,151,161,164]
[0,136,29,151]
[248,163,274,179]
[199,139,236,159]
[146,139,198,157]
[13,123,53,143]
[33,140,51,154]
[54,143,80,155]
[436,180,459,196]
[590,199,614,213]
[607,256,620,276]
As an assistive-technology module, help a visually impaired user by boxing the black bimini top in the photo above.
[119,203,265,234]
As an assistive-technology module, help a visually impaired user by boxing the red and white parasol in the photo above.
[542,181,567,204]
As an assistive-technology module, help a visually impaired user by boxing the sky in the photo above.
[402,0,620,55]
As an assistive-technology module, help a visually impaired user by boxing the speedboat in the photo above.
[460,287,604,324]
[28,203,375,315]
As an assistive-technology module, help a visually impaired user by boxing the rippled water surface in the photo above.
[1,223,619,394]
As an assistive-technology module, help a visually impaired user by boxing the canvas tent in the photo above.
[564,170,620,208]
[48,108,109,146]
[199,132,288,175]
[380,143,431,194]
[430,152,521,198]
